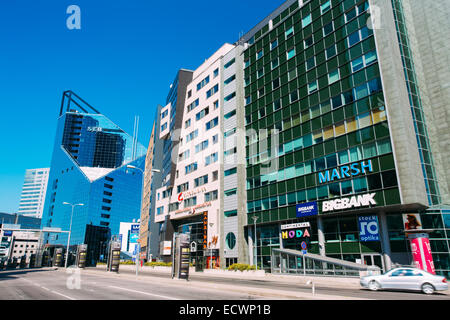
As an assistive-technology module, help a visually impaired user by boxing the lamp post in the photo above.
[209,222,214,269]
[62,202,84,268]
[252,216,259,270]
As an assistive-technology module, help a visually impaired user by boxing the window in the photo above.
[289,90,299,102]
[185,162,198,174]
[323,22,334,36]
[273,99,282,110]
[306,57,315,70]
[224,74,236,85]
[270,39,278,50]
[205,190,218,201]
[224,147,237,156]
[328,69,340,84]
[348,30,361,47]
[161,109,168,119]
[196,107,209,121]
[177,182,189,193]
[351,56,364,73]
[224,110,236,119]
[184,119,191,128]
[196,76,210,91]
[212,170,218,181]
[245,96,252,105]
[271,58,279,69]
[184,196,197,207]
[224,59,235,69]
[285,26,294,39]
[224,210,237,217]
[194,174,208,187]
[206,84,219,99]
[304,35,313,48]
[244,59,250,68]
[224,128,236,138]
[288,68,297,81]
[272,78,280,89]
[187,99,199,112]
[224,92,236,102]
[205,152,218,166]
[212,134,218,144]
[224,188,237,197]
[326,45,336,59]
[321,0,331,14]
[195,140,209,153]
[257,68,264,78]
[256,49,264,60]
[205,117,219,130]
[302,14,312,27]
[186,129,198,142]
[226,233,236,249]
[224,167,237,176]
[213,100,219,109]
[160,122,167,132]
[258,87,265,98]
[287,48,296,60]
[157,206,164,215]
[213,68,219,77]
[308,80,318,94]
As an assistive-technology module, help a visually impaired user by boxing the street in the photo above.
[0,267,448,301]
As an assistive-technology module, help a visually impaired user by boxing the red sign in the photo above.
[410,235,435,274]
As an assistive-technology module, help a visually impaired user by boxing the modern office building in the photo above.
[139,113,164,262]
[240,0,450,277]
[154,44,254,268]
[0,212,41,230]
[17,168,50,218]
[41,91,146,264]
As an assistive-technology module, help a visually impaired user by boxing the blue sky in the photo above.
[0,0,285,213]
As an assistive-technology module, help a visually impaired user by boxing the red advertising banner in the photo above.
[409,234,435,274]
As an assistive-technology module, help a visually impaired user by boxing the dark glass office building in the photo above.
[41,91,146,263]
[242,0,450,277]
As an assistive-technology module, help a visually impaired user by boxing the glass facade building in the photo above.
[41,91,146,263]
[239,0,450,277]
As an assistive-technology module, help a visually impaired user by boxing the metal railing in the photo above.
[271,248,381,277]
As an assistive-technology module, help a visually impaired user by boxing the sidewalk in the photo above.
[92,264,363,292]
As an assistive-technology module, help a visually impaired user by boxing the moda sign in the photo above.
[322,193,377,212]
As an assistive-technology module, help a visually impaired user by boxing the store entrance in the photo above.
[361,254,385,273]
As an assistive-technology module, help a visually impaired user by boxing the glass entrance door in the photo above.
[361,254,385,273]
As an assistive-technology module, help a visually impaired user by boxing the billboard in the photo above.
[296,202,318,218]
[403,214,422,231]
[358,215,380,242]
[409,234,435,274]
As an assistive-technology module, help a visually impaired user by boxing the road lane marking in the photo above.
[108,286,180,300]
[50,290,76,300]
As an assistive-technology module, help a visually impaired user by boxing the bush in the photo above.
[144,261,172,267]
[227,263,257,272]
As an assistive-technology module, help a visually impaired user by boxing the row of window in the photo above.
[247,137,392,189]
[247,104,386,166]
[247,169,397,213]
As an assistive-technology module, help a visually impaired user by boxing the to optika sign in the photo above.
[322,193,377,212]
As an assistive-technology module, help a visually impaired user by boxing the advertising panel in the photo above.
[358,215,380,242]
[409,233,435,274]
[403,214,422,231]
[296,202,318,218]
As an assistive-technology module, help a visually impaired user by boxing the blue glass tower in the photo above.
[41,91,146,262]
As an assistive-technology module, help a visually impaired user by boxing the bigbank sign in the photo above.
[318,160,373,184]
[322,193,377,212]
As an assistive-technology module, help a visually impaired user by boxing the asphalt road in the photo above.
[0,267,448,301]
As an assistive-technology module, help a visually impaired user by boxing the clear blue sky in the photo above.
[0,0,285,213]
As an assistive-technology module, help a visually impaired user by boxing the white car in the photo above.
[360,267,448,294]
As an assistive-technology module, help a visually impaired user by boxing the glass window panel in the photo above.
[372,106,387,124]
[310,104,321,118]
[363,143,377,158]
[346,116,358,132]
[295,163,305,176]
[377,139,392,155]
[315,157,326,171]
[326,153,338,168]
[353,177,368,193]
[341,180,353,194]
[351,57,364,73]
[296,190,306,202]
[364,50,377,65]
[349,146,362,162]
[323,126,334,140]
[334,121,346,136]
[354,84,369,100]
[357,112,373,129]
[338,150,349,164]
[328,182,341,197]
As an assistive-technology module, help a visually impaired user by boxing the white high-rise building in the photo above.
[18,168,50,218]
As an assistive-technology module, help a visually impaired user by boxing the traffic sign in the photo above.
[300,241,307,250]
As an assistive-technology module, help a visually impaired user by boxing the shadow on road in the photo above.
[0,268,57,281]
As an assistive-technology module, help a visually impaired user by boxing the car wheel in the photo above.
[421,283,435,295]
[368,280,380,291]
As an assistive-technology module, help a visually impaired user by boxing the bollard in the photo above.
[306,280,315,296]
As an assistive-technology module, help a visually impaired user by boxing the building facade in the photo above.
[41,91,146,264]
[18,168,50,218]
[240,0,449,277]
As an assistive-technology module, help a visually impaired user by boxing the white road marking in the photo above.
[50,290,76,300]
[108,286,180,300]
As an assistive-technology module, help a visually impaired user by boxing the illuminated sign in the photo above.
[87,126,102,132]
[318,160,373,184]
[322,193,377,212]
[358,215,380,242]
[296,202,318,218]
[177,187,207,203]
[281,222,311,230]
[281,228,311,239]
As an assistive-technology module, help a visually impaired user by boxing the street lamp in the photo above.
[209,222,214,269]
[62,202,84,268]
[252,216,259,270]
